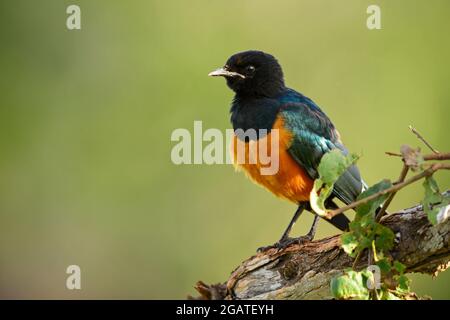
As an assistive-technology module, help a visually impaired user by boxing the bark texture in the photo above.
[193,198,450,300]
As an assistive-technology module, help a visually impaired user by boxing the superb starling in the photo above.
[209,50,366,251]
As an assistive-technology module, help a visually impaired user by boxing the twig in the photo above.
[375,164,409,221]
[409,125,440,154]
[379,151,449,219]
[352,250,364,270]
[386,152,449,161]
[394,164,410,184]
[327,163,450,219]
[386,151,402,157]
[424,152,450,161]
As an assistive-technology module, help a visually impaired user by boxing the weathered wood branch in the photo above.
[192,193,450,300]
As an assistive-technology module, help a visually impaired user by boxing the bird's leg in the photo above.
[303,214,319,240]
[279,213,319,247]
[282,213,319,246]
[258,204,318,252]
[278,204,305,242]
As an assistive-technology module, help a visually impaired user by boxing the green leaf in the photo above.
[422,176,448,225]
[381,291,401,300]
[359,237,373,251]
[396,275,411,292]
[310,150,359,216]
[393,261,406,274]
[374,224,395,252]
[317,150,359,185]
[355,179,393,218]
[310,181,334,216]
[358,213,374,228]
[376,258,392,274]
[333,173,415,299]
[330,270,371,300]
[341,232,359,256]
[340,181,395,260]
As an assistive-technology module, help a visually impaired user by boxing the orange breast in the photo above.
[231,116,314,203]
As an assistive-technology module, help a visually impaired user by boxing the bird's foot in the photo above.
[257,235,313,253]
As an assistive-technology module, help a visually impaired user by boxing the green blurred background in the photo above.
[0,0,449,299]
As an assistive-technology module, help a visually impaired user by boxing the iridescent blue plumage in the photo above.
[277,88,365,205]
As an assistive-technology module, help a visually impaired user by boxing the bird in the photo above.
[209,50,366,251]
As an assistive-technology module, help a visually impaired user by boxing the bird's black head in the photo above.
[209,50,285,97]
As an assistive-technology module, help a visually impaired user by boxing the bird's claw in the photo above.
[257,235,313,253]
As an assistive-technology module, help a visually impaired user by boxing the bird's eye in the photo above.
[246,65,256,73]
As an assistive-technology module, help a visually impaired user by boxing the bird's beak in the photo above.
[208,68,245,79]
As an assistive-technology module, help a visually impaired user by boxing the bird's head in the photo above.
[208,50,285,97]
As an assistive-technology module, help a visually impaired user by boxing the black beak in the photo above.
[208,67,245,79]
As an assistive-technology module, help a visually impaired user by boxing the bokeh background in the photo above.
[0,0,449,299]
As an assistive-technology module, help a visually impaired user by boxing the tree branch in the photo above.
[375,164,409,221]
[326,163,449,219]
[192,193,450,300]
[424,152,450,161]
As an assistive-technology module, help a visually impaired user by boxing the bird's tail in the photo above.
[328,213,350,232]
[327,205,387,232]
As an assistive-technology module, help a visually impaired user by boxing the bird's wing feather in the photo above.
[279,101,363,205]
